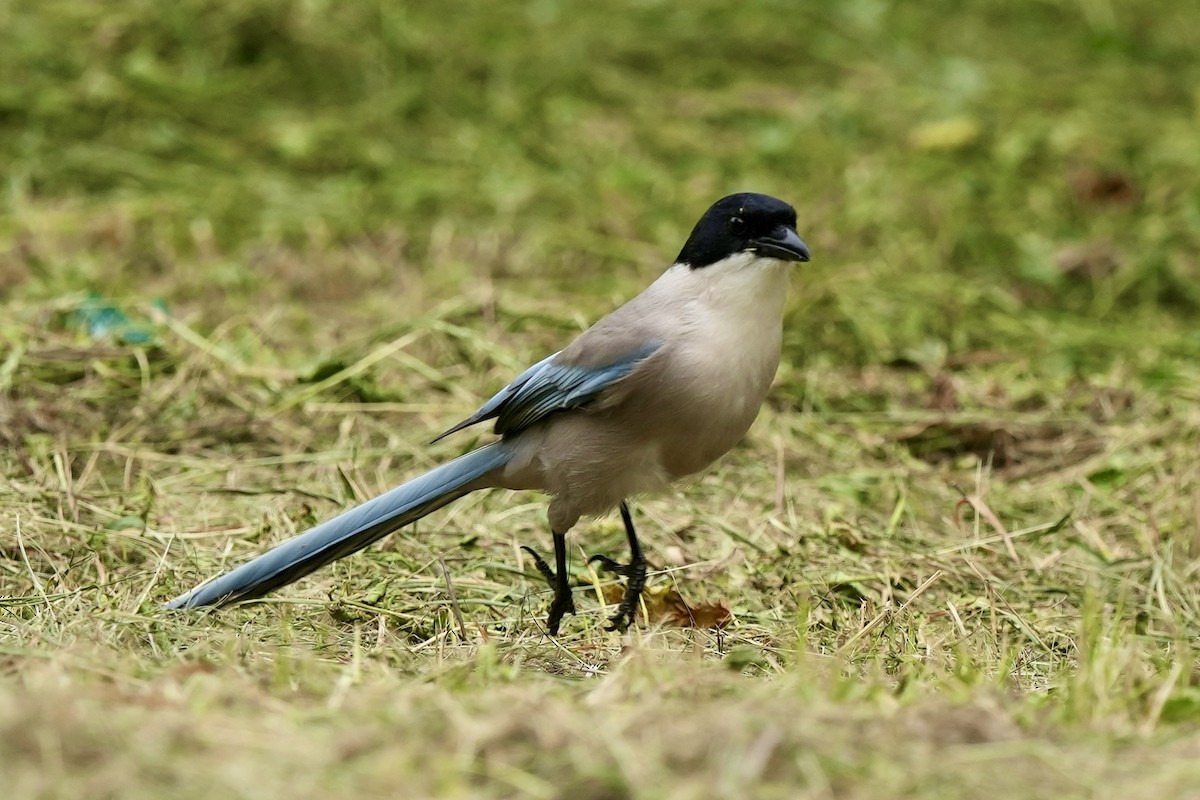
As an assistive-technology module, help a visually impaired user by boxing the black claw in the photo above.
[607,607,636,633]
[589,501,648,633]
[547,588,577,636]
[522,533,575,636]
[594,557,646,632]
[521,545,556,585]
[588,553,633,576]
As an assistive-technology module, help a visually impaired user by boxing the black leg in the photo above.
[521,531,576,635]
[588,501,647,632]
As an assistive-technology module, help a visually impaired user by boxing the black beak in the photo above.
[750,225,811,263]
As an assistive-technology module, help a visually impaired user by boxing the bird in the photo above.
[166,192,811,634]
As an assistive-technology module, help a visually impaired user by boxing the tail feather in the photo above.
[165,443,512,609]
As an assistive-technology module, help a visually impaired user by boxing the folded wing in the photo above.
[432,341,661,442]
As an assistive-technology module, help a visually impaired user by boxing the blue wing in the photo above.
[432,342,660,442]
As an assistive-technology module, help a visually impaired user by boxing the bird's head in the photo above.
[675,193,810,270]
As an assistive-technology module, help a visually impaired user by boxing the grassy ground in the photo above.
[4,0,1200,797]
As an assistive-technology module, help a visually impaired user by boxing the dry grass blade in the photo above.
[837,570,944,656]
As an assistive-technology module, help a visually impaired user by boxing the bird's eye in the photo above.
[729,216,746,235]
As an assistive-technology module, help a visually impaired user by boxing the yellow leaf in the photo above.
[909,118,982,151]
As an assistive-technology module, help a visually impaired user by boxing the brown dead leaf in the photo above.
[600,584,732,629]
[1069,168,1138,207]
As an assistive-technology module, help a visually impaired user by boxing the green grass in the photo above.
[4,0,1200,797]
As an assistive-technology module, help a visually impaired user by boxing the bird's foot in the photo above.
[588,552,648,632]
[521,545,576,635]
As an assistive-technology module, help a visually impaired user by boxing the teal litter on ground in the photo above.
[67,294,169,345]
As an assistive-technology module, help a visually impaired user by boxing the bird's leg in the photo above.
[520,531,576,635]
[588,501,647,632]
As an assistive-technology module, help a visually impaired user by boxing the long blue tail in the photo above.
[166,443,513,609]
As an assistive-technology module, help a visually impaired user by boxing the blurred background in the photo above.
[3,0,1198,384]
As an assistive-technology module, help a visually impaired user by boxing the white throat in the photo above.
[675,252,793,320]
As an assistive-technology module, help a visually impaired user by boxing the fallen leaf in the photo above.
[599,584,732,629]
[1068,168,1138,207]
[909,117,982,151]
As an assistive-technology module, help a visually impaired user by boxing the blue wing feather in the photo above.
[432,343,659,442]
